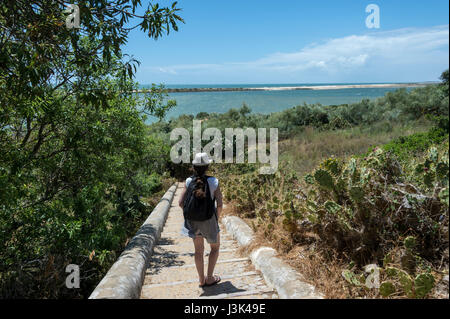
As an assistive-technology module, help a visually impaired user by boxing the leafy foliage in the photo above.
[0,0,182,298]
[218,133,448,298]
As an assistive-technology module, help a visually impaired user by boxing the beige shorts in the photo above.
[182,214,220,244]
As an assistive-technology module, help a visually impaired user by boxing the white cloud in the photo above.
[144,25,449,83]
[242,25,448,73]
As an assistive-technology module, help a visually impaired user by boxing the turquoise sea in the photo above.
[140,83,417,123]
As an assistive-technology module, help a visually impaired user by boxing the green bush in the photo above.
[219,135,449,299]
[381,117,448,161]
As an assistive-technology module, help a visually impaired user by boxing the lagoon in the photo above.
[140,83,423,123]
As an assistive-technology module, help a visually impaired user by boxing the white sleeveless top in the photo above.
[185,176,219,200]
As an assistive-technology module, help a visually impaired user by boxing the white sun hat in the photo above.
[192,152,213,166]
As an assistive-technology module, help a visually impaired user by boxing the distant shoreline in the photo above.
[134,82,435,93]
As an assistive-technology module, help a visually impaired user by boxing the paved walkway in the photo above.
[140,183,278,299]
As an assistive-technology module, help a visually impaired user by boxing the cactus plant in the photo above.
[423,172,434,188]
[385,267,413,297]
[398,269,414,298]
[335,178,346,193]
[383,252,393,267]
[436,162,449,180]
[323,158,341,175]
[401,277,414,298]
[306,200,318,211]
[347,158,358,181]
[379,281,396,297]
[216,137,448,300]
[349,186,365,203]
[342,269,362,286]
[439,187,449,206]
[324,200,341,214]
[359,167,371,186]
[414,273,435,298]
[404,236,416,250]
[284,209,292,220]
[304,174,315,185]
[428,147,438,163]
[314,169,335,190]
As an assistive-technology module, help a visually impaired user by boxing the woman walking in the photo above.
[178,153,223,287]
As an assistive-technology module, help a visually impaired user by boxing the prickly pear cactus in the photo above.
[423,172,435,188]
[324,200,341,214]
[403,236,416,250]
[304,174,315,185]
[428,147,438,163]
[347,158,359,182]
[436,162,449,180]
[342,269,362,286]
[397,269,414,298]
[359,167,371,186]
[383,252,393,267]
[379,281,396,297]
[349,186,365,203]
[322,158,341,175]
[335,178,346,193]
[314,169,335,190]
[439,187,449,206]
[414,273,435,299]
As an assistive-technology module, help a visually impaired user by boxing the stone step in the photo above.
[141,272,268,299]
[159,232,233,240]
[153,243,238,255]
[146,250,242,268]
[145,259,254,284]
[152,247,238,257]
[166,257,250,269]
[143,271,259,288]
[199,289,277,299]
[163,220,226,230]
[157,240,235,248]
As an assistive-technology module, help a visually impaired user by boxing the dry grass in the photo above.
[222,206,384,299]
[279,119,432,176]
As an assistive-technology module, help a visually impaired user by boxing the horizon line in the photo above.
[138,80,440,86]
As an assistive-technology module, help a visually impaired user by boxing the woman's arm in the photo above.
[178,183,187,208]
[215,184,223,218]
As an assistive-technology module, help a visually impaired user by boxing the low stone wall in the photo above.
[89,184,177,299]
[221,215,323,299]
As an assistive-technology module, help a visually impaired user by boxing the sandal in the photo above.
[202,275,221,287]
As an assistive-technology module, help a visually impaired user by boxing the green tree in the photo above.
[0,0,183,298]
[440,69,449,97]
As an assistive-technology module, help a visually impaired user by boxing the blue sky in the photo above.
[124,0,449,84]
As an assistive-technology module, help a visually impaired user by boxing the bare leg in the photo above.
[206,233,220,284]
[193,235,205,285]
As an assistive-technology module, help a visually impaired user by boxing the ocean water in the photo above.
[140,84,414,123]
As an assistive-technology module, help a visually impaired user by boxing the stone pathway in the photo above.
[140,183,278,299]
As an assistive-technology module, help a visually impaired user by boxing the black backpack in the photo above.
[183,175,216,221]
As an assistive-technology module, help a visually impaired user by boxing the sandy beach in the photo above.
[134,82,435,93]
[256,83,433,91]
